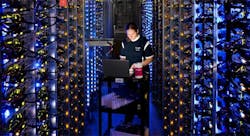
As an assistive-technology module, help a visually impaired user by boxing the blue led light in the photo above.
[50,36,56,42]
[35,62,41,68]
[4,109,10,119]
[3,59,9,64]
[35,42,39,47]
[1,105,14,123]
[2,3,9,9]
[36,82,41,88]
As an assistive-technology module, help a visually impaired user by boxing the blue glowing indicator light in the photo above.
[35,62,41,68]
[36,82,41,88]
[4,109,10,119]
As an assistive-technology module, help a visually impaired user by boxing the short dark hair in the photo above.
[125,22,138,31]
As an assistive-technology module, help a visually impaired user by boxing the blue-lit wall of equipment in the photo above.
[1,0,249,135]
[142,0,153,82]
[0,0,58,135]
[84,0,104,109]
[1,0,86,135]
[214,0,249,134]
[153,0,249,135]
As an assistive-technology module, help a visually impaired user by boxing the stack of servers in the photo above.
[153,0,249,135]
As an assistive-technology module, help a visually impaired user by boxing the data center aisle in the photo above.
[83,92,163,136]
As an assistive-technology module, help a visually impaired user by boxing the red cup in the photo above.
[134,62,143,79]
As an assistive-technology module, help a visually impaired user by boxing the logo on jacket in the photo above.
[135,46,141,52]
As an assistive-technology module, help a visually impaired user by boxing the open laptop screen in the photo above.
[102,59,130,78]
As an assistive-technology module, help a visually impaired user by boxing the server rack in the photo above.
[57,1,70,135]
[142,0,154,88]
[155,0,249,135]
[192,0,216,135]
[152,0,164,110]
[84,0,104,110]
[1,1,86,135]
[1,0,59,135]
[215,0,249,135]
[158,0,193,135]
[192,0,250,135]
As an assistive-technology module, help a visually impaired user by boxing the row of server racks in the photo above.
[152,0,249,135]
[0,0,107,135]
[0,0,86,135]
[1,0,249,136]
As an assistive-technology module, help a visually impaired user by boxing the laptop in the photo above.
[102,59,130,78]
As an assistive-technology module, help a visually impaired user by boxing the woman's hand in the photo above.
[130,63,136,69]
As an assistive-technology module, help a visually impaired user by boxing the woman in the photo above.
[120,22,154,136]
[120,22,154,72]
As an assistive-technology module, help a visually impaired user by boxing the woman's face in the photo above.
[126,29,138,41]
